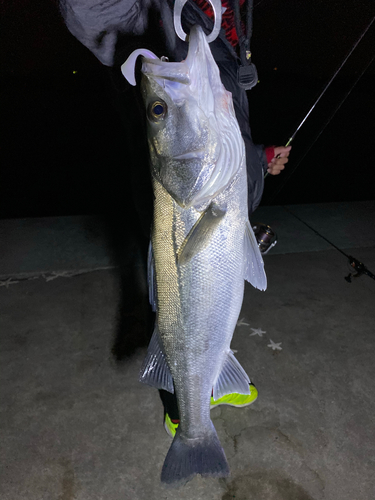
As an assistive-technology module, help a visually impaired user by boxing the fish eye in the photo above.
[148,100,167,121]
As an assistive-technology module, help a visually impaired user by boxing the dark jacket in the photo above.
[60,0,267,213]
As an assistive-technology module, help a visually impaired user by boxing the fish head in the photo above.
[123,25,244,209]
[141,66,221,208]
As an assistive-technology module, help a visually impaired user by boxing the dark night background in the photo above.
[1,0,374,220]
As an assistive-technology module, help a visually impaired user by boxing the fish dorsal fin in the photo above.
[177,204,225,265]
[244,221,267,291]
[213,350,251,401]
[147,240,157,312]
[139,324,174,393]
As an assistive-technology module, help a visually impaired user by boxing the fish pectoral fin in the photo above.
[139,323,174,393]
[244,220,267,291]
[177,204,226,265]
[212,350,251,401]
[147,240,157,312]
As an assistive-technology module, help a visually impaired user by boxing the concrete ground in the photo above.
[1,201,375,500]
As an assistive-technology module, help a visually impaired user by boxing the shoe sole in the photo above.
[210,399,257,409]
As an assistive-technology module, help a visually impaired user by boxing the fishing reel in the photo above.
[345,256,375,283]
[252,223,277,255]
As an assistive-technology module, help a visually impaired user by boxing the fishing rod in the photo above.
[262,39,375,284]
[264,53,375,284]
[264,14,375,179]
[267,52,375,204]
[282,206,375,284]
[259,15,375,283]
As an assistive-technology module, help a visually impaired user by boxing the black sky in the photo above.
[1,0,374,218]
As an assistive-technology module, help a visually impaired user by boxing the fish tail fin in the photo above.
[161,423,229,485]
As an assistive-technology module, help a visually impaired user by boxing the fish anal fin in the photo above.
[139,324,174,393]
[213,350,250,401]
[177,204,225,265]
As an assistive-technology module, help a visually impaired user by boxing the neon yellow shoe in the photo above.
[164,413,180,438]
[210,384,258,409]
[163,384,258,438]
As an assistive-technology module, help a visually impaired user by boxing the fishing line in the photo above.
[282,207,348,259]
[267,52,375,204]
[254,0,268,8]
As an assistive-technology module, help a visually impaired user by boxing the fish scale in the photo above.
[122,24,267,484]
[154,168,246,441]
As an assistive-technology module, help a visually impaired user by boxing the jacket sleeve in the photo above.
[59,0,170,65]
[255,144,269,174]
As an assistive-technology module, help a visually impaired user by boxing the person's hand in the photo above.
[267,145,292,175]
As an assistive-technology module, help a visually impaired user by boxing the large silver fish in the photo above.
[122,25,266,484]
